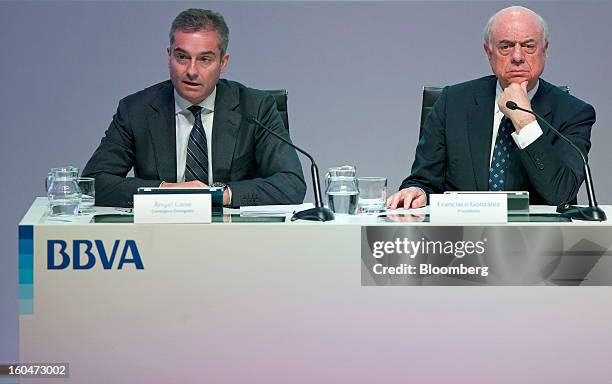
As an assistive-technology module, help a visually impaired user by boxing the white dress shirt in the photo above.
[174,88,216,184]
[490,81,543,165]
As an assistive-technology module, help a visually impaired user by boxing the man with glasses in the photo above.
[388,6,595,209]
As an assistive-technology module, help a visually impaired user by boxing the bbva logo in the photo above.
[47,240,144,270]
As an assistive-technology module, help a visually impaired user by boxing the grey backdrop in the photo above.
[1,0,611,378]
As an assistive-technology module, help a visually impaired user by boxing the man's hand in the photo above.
[386,187,427,210]
[161,181,231,206]
[498,81,536,132]
[161,181,208,188]
[222,187,231,206]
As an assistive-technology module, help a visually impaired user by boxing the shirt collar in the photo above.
[174,86,216,116]
[495,80,539,114]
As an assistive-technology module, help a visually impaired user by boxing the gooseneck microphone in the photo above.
[506,101,606,221]
[248,116,334,222]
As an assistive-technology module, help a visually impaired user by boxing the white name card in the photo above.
[429,193,507,224]
[134,194,212,223]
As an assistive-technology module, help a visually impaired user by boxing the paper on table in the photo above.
[239,203,315,216]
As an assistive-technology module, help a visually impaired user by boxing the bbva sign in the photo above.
[47,240,144,270]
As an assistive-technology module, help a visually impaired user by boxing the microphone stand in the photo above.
[248,117,334,221]
[506,101,606,221]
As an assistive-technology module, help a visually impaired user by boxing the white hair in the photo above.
[483,6,549,47]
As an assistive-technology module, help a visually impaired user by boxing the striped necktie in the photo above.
[184,105,209,183]
[488,117,517,191]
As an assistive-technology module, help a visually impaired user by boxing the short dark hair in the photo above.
[170,9,229,56]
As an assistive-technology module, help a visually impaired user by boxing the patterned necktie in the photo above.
[185,105,209,183]
[489,117,517,191]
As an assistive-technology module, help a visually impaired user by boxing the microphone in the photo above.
[505,101,606,221]
[248,116,334,221]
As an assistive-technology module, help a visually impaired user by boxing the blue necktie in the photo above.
[489,117,517,191]
[185,106,209,183]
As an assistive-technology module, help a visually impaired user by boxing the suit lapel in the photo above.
[211,80,241,182]
[530,79,553,124]
[466,77,497,190]
[148,81,177,182]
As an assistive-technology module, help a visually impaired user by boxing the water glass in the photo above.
[77,177,95,213]
[357,177,387,213]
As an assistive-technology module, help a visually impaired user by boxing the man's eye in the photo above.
[175,54,188,61]
[525,44,536,52]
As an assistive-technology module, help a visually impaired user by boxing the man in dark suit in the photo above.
[387,6,595,209]
[82,9,306,208]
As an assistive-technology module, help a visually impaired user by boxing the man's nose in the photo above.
[186,59,198,78]
[511,45,525,64]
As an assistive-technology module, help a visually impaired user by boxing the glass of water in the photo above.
[357,177,387,213]
[77,177,95,213]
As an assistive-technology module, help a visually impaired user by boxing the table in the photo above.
[13,198,612,383]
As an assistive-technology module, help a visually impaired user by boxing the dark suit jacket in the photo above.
[400,75,595,205]
[82,79,306,208]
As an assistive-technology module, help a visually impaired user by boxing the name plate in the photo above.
[429,193,507,224]
[134,191,212,224]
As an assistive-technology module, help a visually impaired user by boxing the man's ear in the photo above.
[483,42,493,60]
[220,53,230,74]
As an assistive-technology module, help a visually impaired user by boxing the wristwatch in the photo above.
[211,182,226,190]
[211,182,231,205]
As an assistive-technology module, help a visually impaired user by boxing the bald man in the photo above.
[388,6,595,209]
